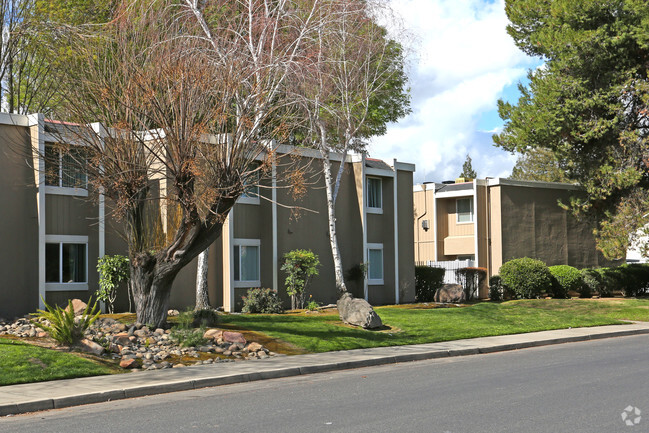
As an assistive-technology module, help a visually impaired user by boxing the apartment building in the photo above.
[0,113,415,318]
[413,178,616,297]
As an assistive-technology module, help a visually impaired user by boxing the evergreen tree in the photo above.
[459,154,477,179]
[494,0,649,259]
[509,148,572,183]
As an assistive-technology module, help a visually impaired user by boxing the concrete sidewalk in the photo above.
[2,322,649,417]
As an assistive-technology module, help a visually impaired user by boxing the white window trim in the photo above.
[456,197,474,224]
[44,186,89,197]
[44,142,88,197]
[45,235,89,292]
[236,195,260,205]
[232,238,261,288]
[366,176,383,214]
[367,243,384,285]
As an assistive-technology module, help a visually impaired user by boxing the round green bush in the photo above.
[549,265,582,298]
[580,268,603,297]
[499,257,553,299]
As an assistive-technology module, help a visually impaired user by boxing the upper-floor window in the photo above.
[367,177,382,212]
[238,166,260,205]
[456,197,473,223]
[45,143,87,189]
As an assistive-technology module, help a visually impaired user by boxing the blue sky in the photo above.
[369,0,542,183]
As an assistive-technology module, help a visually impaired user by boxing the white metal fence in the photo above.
[419,259,476,285]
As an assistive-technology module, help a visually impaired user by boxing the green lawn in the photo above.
[219,299,649,353]
[0,338,119,386]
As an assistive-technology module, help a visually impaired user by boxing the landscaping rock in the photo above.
[120,357,138,368]
[77,338,105,356]
[203,328,222,340]
[222,331,246,345]
[247,342,263,352]
[337,292,383,329]
[434,284,466,303]
[65,299,88,316]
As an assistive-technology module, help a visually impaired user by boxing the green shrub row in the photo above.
[489,258,649,300]
[415,266,445,302]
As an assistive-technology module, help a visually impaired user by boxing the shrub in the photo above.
[242,288,284,314]
[499,257,553,299]
[280,249,320,310]
[192,308,219,327]
[32,298,100,345]
[489,275,504,301]
[96,255,129,314]
[596,267,617,297]
[580,268,603,298]
[415,266,445,302]
[614,264,649,297]
[549,265,582,298]
[169,309,208,347]
[306,295,319,311]
[456,267,487,300]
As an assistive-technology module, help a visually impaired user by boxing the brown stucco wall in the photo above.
[0,125,39,318]
[497,183,614,273]
[397,170,415,303]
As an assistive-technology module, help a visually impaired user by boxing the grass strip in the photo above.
[219,299,649,353]
[0,338,117,386]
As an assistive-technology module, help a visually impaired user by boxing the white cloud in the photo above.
[369,0,538,183]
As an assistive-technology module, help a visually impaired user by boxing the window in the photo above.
[367,177,382,212]
[45,235,88,291]
[238,167,260,205]
[367,243,384,285]
[45,143,87,190]
[456,197,473,223]
[233,239,260,287]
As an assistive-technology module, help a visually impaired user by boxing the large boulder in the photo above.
[434,284,466,303]
[65,299,88,316]
[337,293,382,329]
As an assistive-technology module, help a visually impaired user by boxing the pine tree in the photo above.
[459,154,477,179]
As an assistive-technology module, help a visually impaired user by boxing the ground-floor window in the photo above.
[233,239,261,287]
[367,243,384,285]
[45,235,88,291]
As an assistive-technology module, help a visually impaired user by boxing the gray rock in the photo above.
[434,284,466,303]
[336,292,383,329]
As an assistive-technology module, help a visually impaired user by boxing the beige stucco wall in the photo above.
[0,124,39,318]
[413,187,435,263]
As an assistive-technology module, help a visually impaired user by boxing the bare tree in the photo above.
[47,0,319,327]
[291,0,409,311]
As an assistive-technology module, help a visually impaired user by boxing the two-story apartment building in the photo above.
[0,113,415,318]
[413,178,616,297]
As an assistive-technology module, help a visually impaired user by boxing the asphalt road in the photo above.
[2,334,649,433]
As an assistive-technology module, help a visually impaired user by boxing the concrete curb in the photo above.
[1,325,649,417]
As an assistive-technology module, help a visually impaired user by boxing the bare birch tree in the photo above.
[292,0,409,300]
[48,0,319,327]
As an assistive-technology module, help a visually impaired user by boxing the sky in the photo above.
[369,0,542,184]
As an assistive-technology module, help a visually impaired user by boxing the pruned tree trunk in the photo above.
[130,261,178,328]
[195,248,211,310]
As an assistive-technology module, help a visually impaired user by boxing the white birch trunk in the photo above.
[322,155,347,293]
[195,248,211,310]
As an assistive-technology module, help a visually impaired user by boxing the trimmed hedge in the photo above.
[580,268,603,298]
[549,265,582,298]
[415,266,445,302]
[499,257,553,299]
